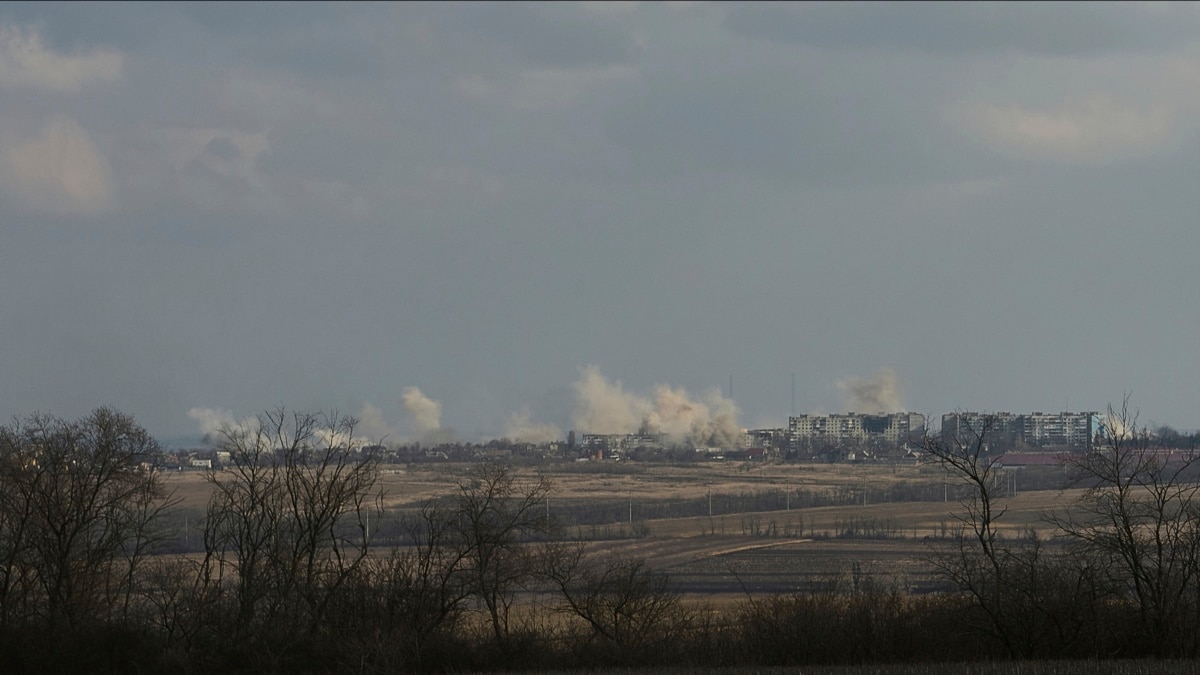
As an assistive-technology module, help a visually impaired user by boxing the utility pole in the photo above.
[791,373,796,417]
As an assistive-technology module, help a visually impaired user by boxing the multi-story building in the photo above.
[740,427,789,455]
[580,433,663,458]
[941,411,1098,452]
[788,412,925,453]
[940,412,1022,449]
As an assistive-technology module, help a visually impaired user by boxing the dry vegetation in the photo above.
[7,407,1198,673]
[162,458,1081,600]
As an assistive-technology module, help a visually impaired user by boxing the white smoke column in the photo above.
[187,407,259,441]
[1103,411,1136,440]
[314,398,398,446]
[570,366,742,446]
[352,402,399,446]
[647,384,742,447]
[696,387,742,447]
[503,405,562,444]
[402,386,442,438]
[314,424,366,449]
[837,367,905,413]
[571,365,649,434]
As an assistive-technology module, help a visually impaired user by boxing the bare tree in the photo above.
[0,408,173,633]
[1052,398,1200,655]
[921,414,1017,651]
[198,408,383,651]
[341,503,477,671]
[451,461,553,646]
[544,544,685,664]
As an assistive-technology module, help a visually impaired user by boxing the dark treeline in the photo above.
[2,405,1200,673]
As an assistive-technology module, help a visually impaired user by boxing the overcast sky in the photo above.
[1,2,1197,442]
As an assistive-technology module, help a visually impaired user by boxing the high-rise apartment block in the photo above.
[941,411,1097,452]
[788,412,925,452]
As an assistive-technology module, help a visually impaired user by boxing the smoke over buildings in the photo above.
[184,366,766,449]
[837,367,905,413]
[571,365,742,447]
[401,386,442,439]
[503,405,562,444]
[187,406,258,441]
[570,365,644,435]
[190,387,451,448]
[355,402,399,444]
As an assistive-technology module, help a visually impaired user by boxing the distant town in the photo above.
[164,409,1198,471]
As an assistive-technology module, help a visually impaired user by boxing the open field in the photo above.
[161,460,1086,599]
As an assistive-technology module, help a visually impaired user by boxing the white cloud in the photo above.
[958,93,1173,162]
[952,54,1200,164]
[2,116,114,215]
[0,24,122,93]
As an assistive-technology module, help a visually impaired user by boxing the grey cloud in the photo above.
[435,2,640,69]
[204,137,240,161]
[2,2,1199,438]
[0,2,174,51]
[724,2,1200,56]
[604,62,992,187]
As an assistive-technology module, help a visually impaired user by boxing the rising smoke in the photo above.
[503,405,562,444]
[1102,411,1137,440]
[571,365,742,447]
[401,386,442,439]
[189,367,746,449]
[187,407,258,442]
[836,367,905,413]
[190,386,451,448]
[354,402,399,444]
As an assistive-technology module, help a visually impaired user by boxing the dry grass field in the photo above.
[161,459,1086,600]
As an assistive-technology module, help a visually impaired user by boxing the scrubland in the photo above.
[5,408,1199,673]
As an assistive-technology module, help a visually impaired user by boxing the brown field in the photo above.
[162,460,1085,599]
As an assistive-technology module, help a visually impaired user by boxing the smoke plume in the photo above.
[503,405,562,444]
[1103,411,1137,440]
[837,367,904,413]
[187,407,259,442]
[571,365,742,447]
[354,402,400,444]
[402,386,442,439]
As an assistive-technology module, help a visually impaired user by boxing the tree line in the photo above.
[0,403,1198,672]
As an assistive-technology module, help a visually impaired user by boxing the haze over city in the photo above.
[2,3,1197,442]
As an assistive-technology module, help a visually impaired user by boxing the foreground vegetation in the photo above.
[0,406,1198,673]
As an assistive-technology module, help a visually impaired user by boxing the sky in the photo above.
[1,2,1198,444]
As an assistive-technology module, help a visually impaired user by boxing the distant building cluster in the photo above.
[574,410,1101,462]
[580,433,663,458]
[172,408,1104,468]
[788,412,926,447]
[941,411,1098,452]
[578,412,927,461]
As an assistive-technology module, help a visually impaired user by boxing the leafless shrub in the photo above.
[544,544,690,666]
[194,408,383,665]
[0,408,173,633]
